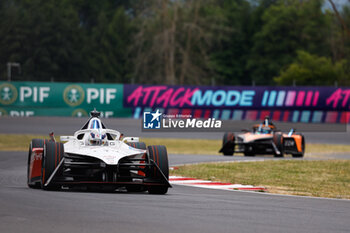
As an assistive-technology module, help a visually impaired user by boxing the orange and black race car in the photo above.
[219,117,305,157]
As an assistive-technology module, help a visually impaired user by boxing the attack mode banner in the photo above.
[124,85,349,111]
[123,85,350,123]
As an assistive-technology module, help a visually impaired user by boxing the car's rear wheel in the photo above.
[147,145,169,194]
[41,141,64,190]
[273,133,284,157]
[292,133,305,158]
[221,132,235,156]
[27,139,47,188]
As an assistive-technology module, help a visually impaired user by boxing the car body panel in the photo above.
[238,133,273,143]
[63,138,146,165]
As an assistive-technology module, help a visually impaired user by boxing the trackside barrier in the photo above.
[1,81,349,123]
[123,85,350,123]
[0,81,131,117]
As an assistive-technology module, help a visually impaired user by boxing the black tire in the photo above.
[147,145,169,194]
[221,132,235,156]
[27,139,46,188]
[273,133,284,157]
[126,142,146,150]
[41,141,64,190]
[292,133,305,158]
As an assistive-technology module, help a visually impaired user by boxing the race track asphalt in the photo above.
[1,116,350,143]
[0,151,350,233]
[0,117,350,233]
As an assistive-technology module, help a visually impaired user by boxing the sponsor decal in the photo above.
[326,88,350,108]
[9,110,34,117]
[124,85,350,111]
[191,89,255,107]
[127,86,199,108]
[86,87,117,104]
[0,83,18,105]
[33,152,42,161]
[284,139,295,147]
[19,86,50,103]
[63,85,85,106]
[72,109,88,117]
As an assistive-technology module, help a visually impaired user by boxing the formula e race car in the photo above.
[219,117,305,158]
[27,110,171,194]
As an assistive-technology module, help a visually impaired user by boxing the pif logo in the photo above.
[0,83,18,105]
[143,109,162,129]
[72,109,88,117]
[63,85,85,107]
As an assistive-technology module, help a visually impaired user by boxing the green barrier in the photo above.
[0,81,132,117]
[0,107,132,117]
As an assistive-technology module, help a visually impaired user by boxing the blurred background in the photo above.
[1,0,349,86]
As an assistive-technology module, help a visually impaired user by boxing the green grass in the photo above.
[170,160,350,199]
[0,134,49,151]
[0,134,221,153]
[142,138,220,155]
[1,134,350,156]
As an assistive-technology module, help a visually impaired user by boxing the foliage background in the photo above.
[0,0,349,85]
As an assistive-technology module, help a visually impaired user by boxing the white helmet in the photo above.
[88,129,107,146]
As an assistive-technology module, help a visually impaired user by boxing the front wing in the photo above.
[42,153,171,189]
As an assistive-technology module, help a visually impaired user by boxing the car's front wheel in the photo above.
[147,145,169,194]
[221,132,235,156]
[27,139,47,189]
[41,141,64,190]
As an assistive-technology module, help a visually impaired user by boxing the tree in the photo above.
[131,0,227,85]
[0,0,135,82]
[0,0,84,81]
[247,0,330,85]
[85,7,135,83]
[208,0,253,85]
[274,50,349,86]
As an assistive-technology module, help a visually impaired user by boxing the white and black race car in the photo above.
[27,110,171,194]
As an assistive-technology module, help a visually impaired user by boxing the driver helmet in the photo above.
[88,129,107,146]
[261,126,272,134]
[256,124,272,134]
[263,116,275,127]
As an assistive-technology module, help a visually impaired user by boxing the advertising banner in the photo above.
[0,81,131,117]
[123,85,350,123]
[124,85,350,111]
[1,82,349,123]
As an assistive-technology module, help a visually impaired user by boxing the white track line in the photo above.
[169,176,266,192]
